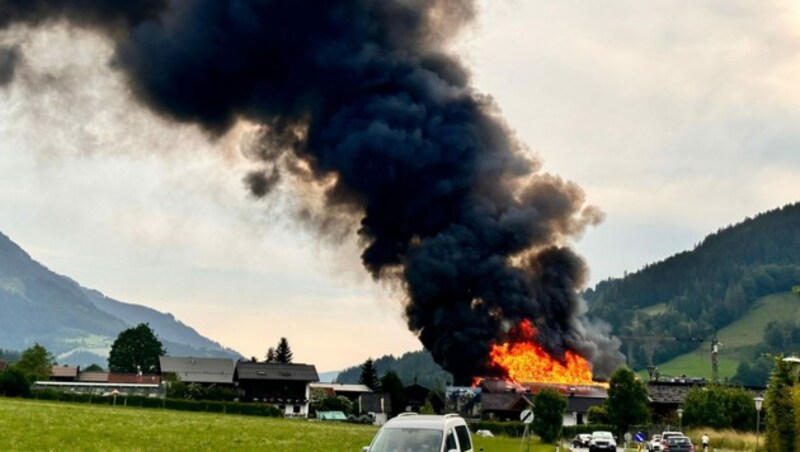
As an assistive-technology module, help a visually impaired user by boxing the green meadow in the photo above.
[648,292,800,380]
[0,397,551,451]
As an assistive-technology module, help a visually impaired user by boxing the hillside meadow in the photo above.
[646,292,798,380]
[0,397,546,451]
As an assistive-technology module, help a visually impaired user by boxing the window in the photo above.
[455,425,472,451]
[293,405,301,414]
[445,430,458,451]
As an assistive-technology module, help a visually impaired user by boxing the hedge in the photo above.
[561,424,617,438]
[29,390,282,417]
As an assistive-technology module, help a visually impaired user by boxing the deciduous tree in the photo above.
[605,367,650,436]
[683,385,755,430]
[380,370,408,416]
[108,323,166,374]
[532,389,566,444]
[12,343,54,381]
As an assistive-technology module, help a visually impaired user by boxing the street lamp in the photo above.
[754,396,764,450]
[677,408,684,430]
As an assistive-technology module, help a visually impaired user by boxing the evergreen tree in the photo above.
[275,337,293,363]
[380,370,408,416]
[532,389,567,444]
[108,323,166,374]
[765,356,795,451]
[265,347,276,363]
[605,367,650,436]
[11,343,54,381]
[359,358,380,391]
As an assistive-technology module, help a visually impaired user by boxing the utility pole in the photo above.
[710,335,721,382]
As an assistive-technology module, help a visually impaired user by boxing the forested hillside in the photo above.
[335,350,452,389]
[585,202,800,369]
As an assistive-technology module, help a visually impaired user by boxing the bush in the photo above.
[532,389,566,443]
[0,368,32,398]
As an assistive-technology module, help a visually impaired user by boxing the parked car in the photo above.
[589,431,617,452]
[362,413,474,452]
[662,435,694,452]
[660,431,683,441]
[648,434,662,451]
[572,433,592,448]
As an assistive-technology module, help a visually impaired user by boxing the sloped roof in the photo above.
[404,383,431,401]
[52,365,79,378]
[107,373,161,384]
[236,362,319,382]
[565,396,606,413]
[481,392,531,411]
[159,356,235,384]
[646,381,704,405]
[79,372,109,383]
[0,360,7,372]
[480,378,608,398]
[310,382,372,394]
[317,411,348,420]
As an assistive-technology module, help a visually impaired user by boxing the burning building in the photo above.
[0,0,623,384]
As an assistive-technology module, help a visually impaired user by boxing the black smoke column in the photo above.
[0,0,623,382]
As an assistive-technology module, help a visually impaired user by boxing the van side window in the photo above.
[455,425,472,451]
[445,430,458,451]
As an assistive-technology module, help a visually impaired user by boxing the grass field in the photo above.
[0,397,554,451]
[649,292,800,380]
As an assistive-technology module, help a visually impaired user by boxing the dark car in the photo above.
[572,433,592,447]
[663,435,694,452]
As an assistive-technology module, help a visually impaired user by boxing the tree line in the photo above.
[585,202,800,369]
[0,323,299,401]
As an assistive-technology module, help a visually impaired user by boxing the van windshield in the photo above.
[369,428,443,452]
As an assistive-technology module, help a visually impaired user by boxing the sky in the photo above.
[1,1,799,372]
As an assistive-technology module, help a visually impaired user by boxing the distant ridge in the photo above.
[0,231,241,367]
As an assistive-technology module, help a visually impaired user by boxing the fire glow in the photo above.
[489,320,596,385]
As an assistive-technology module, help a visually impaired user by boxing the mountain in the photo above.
[585,202,800,370]
[0,231,241,367]
[335,350,452,389]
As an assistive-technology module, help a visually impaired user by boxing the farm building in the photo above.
[476,379,607,426]
[235,361,319,418]
[159,356,235,386]
[51,365,80,382]
[404,383,444,413]
[309,382,372,401]
[357,392,392,425]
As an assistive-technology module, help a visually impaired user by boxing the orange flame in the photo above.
[489,319,595,385]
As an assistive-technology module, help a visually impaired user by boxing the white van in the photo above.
[362,413,474,452]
